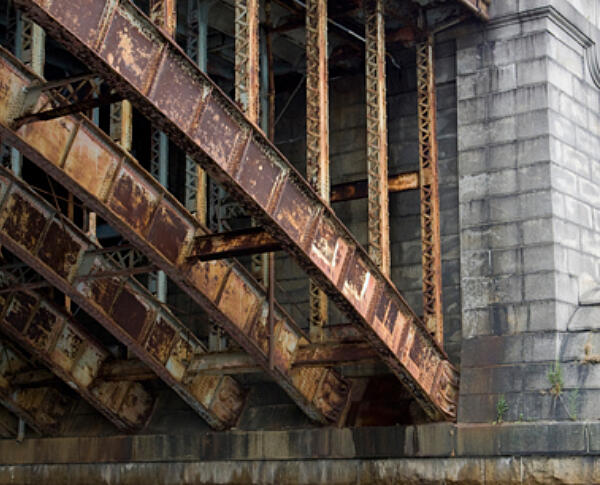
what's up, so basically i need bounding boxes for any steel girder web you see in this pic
[0,269,156,432]
[15,0,458,420]
[0,47,352,425]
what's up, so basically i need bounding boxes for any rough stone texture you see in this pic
[457,0,600,423]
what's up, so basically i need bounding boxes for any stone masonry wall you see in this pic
[457,0,600,423]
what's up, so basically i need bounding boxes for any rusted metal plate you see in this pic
[63,124,121,200]
[192,96,246,170]
[0,47,357,425]
[0,279,155,432]
[148,52,205,133]
[107,165,161,234]
[44,0,108,46]
[189,227,280,262]
[37,220,87,281]
[98,8,161,93]
[144,316,176,365]
[0,190,50,253]
[273,180,318,245]
[234,140,284,210]
[146,198,194,264]
[341,254,379,319]
[0,169,245,430]
[309,215,350,285]
[0,339,73,435]
[18,116,76,166]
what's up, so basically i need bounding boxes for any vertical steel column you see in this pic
[235,0,260,123]
[235,0,263,282]
[149,0,177,304]
[11,10,45,177]
[185,0,209,224]
[306,0,329,338]
[417,35,443,346]
[364,0,390,277]
[109,100,132,152]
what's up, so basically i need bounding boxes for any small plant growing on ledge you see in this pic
[567,389,579,421]
[495,395,508,424]
[547,361,563,396]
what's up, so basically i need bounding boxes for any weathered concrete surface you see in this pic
[0,456,599,484]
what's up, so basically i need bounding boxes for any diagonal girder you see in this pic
[0,339,73,435]
[0,48,351,425]
[14,0,458,420]
[0,171,246,430]
[0,273,155,432]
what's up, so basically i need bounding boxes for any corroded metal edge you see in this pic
[0,47,351,425]
[16,0,458,420]
[0,280,156,432]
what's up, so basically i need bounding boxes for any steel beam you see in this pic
[330,171,419,203]
[417,36,443,346]
[7,1,459,420]
[0,283,156,431]
[293,342,377,367]
[0,48,351,425]
[456,0,490,20]
[305,0,329,339]
[0,184,245,429]
[99,359,156,382]
[0,339,73,435]
[189,227,281,261]
[185,0,209,224]
[364,0,390,277]
[234,0,260,124]
[150,0,177,38]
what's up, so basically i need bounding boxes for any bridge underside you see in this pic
[0,0,487,444]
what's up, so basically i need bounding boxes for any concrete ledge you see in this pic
[0,422,596,465]
[0,456,599,484]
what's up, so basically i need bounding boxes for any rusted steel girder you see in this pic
[190,227,281,261]
[417,36,443,347]
[234,0,260,124]
[0,281,155,431]
[0,339,73,435]
[13,0,458,420]
[0,168,246,430]
[364,0,390,277]
[150,0,177,37]
[306,0,329,338]
[456,0,490,20]
[330,171,419,203]
[0,49,351,425]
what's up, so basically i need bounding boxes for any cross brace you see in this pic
[188,226,281,261]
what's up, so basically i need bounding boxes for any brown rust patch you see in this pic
[18,115,76,167]
[309,216,350,285]
[165,337,193,382]
[47,0,109,46]
[118,381,154,426]
[52,323,84,371]
[148,53,204,133]
[144,316,176,364]
[0,191,49,252]
[270,320,299,372]
[98,10,161,92]
[146,199,192,264]
[0,62,27,125]
[111,288,153,341]
[192,97,244,169]
[71,344,105,387]
[186,374,220,408]
[63,125,121,200]
[208,377,245,426]
[341,256,379,319]
[38,220,86,281]
[23,304,59,351]
[4,293,36,333]
[184,259,230,303]
[313,369,349,421]
[217,272,260,332]
[291,367,322,402]
[235,140,283,210]
[273,181,317,245]
[108,166,160,234]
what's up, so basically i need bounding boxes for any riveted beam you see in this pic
[417,35,443,347]
[7,1,459,419]
[305,0,329,339]
[0,339,73,435]
[293,342,377,367]
[330,171,419,203]
[99,359,156,382]
[364,0,390,277]
[189,227,281,261]
[0,279,156,431]
[0,48,351,425]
